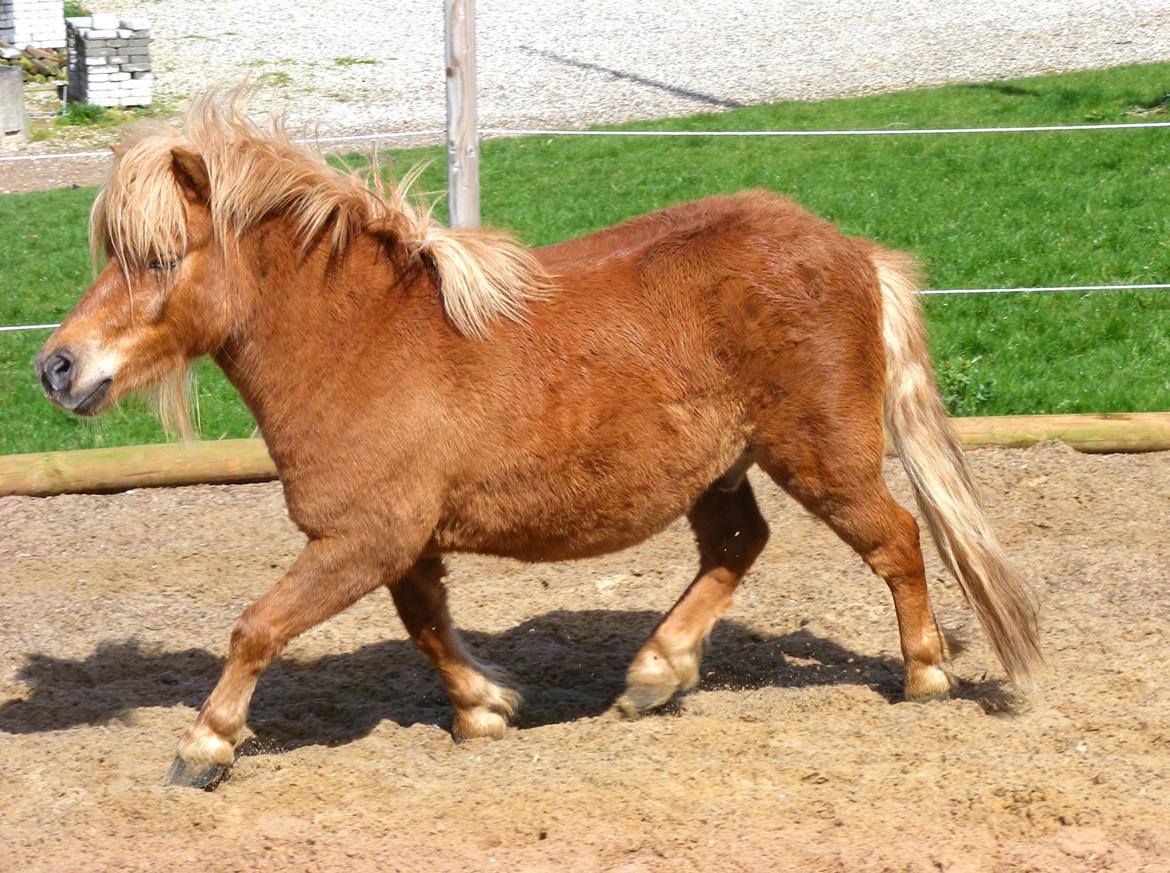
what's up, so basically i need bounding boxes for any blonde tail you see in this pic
[875,249,1041,684]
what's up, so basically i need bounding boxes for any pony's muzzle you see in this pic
[39,349,76,394]
[37,347,112,415]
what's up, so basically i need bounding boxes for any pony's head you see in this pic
[37,95,548,433]
[36,127,234,430]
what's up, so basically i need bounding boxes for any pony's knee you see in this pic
[693,484,770,572]
[745,511,770,556]
[732,513,770,570]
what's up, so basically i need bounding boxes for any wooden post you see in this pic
[444,0,479,227]
[0,65,27,147]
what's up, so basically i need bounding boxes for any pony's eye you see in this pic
[148,258,181,272]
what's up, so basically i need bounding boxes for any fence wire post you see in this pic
[444,0,479,228]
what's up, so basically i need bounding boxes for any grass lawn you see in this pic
[2,62,1169,455]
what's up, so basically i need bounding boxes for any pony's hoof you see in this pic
[614,679,676,717]
[451,677,519,741]
[904,664,958,702]
[618,644,692,717]
[453,705,510,741]
[166,756,229,790]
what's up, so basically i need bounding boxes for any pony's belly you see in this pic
[435,445,738,562]
[443,512,683,563]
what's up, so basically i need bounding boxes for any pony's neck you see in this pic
[212,219,436,468]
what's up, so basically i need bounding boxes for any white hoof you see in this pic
[905,663,958,701]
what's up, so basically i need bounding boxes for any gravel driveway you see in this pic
[3,0,1170,191]
[102,0,1170,133]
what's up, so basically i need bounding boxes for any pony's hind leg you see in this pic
[388,557,520,740]
[759,431,955,701]
[617,478,769,715]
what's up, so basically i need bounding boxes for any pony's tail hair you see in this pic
[875,248,1042,684]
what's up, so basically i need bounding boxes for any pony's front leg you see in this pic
[168,536,408,788]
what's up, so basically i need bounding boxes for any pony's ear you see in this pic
[171,146,210,205]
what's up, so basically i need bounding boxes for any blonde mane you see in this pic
[92,93,549,340]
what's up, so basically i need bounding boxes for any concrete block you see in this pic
[89,12,119,30]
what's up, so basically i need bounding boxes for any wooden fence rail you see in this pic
[2,413,1169,498]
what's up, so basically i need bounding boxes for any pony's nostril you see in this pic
[42,350,76,393]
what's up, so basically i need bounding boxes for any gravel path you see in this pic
[104,0,1170,133]
[3,0,1170,192]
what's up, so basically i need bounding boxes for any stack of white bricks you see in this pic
[66,13,151,107]
[0,0,66,50]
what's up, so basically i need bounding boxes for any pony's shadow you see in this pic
[0,609,1016,754]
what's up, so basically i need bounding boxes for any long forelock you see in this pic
[91,123,190,270]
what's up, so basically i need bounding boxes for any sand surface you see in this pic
[1,443,1169,870]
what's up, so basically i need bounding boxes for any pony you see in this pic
[36,97,1040,788]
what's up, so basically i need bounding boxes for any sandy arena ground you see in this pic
[1,443,1169,870]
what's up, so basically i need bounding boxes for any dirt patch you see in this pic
[1,443,1168,871]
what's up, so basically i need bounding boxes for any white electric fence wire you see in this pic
[480,121,1170,138]
[2,120,1169,163]
[5,119,1168,330]
[5,284,1170,333]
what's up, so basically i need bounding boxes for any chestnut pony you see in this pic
[37,100,1040,788]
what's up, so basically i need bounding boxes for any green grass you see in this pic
[57,101,107,126]
[3,63,1170,454]
[258,71,292,88]
[53,99,174,130]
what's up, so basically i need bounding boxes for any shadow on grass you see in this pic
[961,82,1043,98]
[0,608,1017,754]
